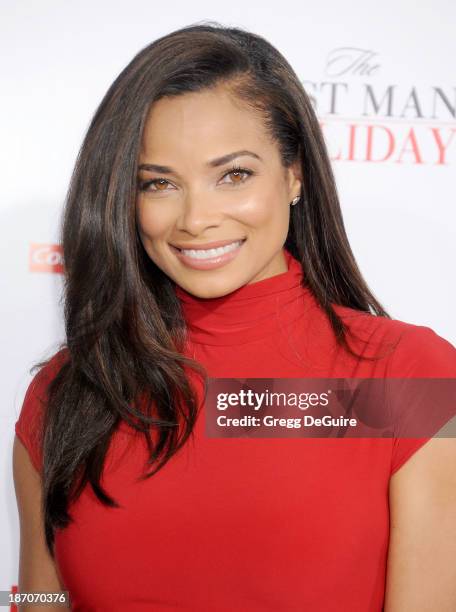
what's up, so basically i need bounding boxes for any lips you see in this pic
[170,238,246,270]
[171,238,246,251]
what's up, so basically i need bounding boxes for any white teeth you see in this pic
[180,240,243,259]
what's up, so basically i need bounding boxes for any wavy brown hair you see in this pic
[31,21,391,555]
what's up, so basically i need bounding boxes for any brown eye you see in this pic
[154,179,169,191]
[229,171,246,183]
[221,166,254,186]
[138,178,172,192]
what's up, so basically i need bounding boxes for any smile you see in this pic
[170,239,246,270]
[178,240,244,259]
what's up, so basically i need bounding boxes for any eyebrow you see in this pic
[138,150,262,174]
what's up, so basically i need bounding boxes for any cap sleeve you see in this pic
[388,325,456,476]
[14,349,68,474]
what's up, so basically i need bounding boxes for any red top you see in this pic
[15,247,456,611]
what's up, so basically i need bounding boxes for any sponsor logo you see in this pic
[29,243,64,274]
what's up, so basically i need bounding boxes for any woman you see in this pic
[13,22,456,611]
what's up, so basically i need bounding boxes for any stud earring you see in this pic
[291,196,300,206]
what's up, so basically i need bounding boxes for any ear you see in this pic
[287,160,303,200]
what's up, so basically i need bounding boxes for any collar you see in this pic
[174,248,312,346]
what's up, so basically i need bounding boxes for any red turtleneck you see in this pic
[15,247,456,611]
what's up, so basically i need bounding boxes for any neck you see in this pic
[174,248,312,346]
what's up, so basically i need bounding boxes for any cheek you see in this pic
[236,194,288,228]
[136,201,175,241]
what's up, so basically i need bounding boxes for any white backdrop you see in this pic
[2,0,455,600]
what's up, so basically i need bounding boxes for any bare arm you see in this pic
[384,435,456,611]
[12,435,70,610]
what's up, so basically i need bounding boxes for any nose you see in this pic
[176,189,222,235]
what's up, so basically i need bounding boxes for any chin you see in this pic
[183,276,245,299]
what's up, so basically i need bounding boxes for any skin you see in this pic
[13,437,70,610]
[135,83,302,299]
[385,434,456,611]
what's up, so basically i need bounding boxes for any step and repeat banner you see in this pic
[1,0,455,602]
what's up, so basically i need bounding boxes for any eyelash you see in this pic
[137,164,254,193]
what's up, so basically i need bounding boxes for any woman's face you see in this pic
[136,84,302,298]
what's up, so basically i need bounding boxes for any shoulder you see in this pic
[28,346,68,388]
[15,347,70,473]
[21,347,69,410]
[388,323,456,377]
[333,304,456,376]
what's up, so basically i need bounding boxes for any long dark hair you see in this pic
[33,21,392,555]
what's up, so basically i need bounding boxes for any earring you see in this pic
[291,196,300,206]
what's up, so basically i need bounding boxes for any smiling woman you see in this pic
[13,20,456,612]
